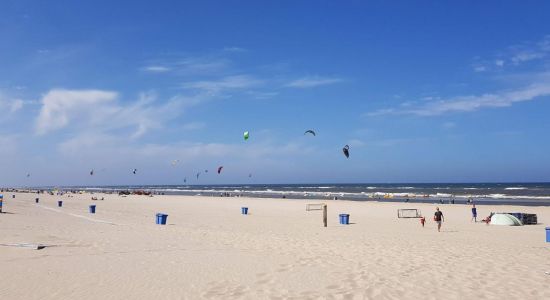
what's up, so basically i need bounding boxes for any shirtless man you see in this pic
[434,207,444,232]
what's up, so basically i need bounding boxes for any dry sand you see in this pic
[1,192,550,299]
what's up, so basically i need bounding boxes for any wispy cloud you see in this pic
[473,66,487,72]
[223,46,247,52]
[367,75,550,116]
[142,55,230,76]
[182,75,263,93]
[35,89,205,138]
[286,76,343,88]
[142,65,171,73]
[0,92,25,114]
[473,35,550,72]
[372,36,550,117]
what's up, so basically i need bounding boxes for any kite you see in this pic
[26,173,30,178]
[196,172,201,179]
[248,173,252,178]
[217,166,223,174]
[304,130,316,136]
[243,131,249,141]
[132,169,137,174]
[183,178,187,183]
[342,145,350,158]
[204,170,208,173]
[171,160,180,166]
[90,169,94,176]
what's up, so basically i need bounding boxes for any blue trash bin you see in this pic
[339,214,350,225]
[241,207,248,215]
[156,213,168,225]
[58,201,63,207]
[89,205,96,214]
[35,198,39,203]
[546,227,550,243]
[13,195,15,199]
[155,213,161,224]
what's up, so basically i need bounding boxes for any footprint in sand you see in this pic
[325,284,340,290]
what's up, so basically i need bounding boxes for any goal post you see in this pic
[397,209,422,218]
[306,203,325,211]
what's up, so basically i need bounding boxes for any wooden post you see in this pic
[323,204,327,227]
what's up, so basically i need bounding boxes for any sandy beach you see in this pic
[1,192,549,299]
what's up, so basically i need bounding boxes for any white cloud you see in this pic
[0,92,26,115]
[245,90,279,99]
[143,65,171,72]
[473,66,487,72]
[223,47,247,52]
[143,55,230,76]
[367,78,550,116]
[286,76,343,88]
[10,99,24,112]
[510,51,545,65]
[472,36,550,72]
[182,75,263,93]
[36,89,118,135]
[35,89,205,138]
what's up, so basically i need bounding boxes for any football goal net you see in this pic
[397,209,422,218]
[306,203,325,211]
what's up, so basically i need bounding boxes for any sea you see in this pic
[63,182,550,206]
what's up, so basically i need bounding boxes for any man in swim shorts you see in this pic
[434,207,444,232]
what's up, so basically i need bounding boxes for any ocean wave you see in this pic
[298,186,334,189]
[63,185,550,201]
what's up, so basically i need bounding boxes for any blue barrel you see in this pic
[546,227,550,243]
[155,213,161,224]
[58,201,63,207]
[241,207,248,215]
[156,213,168,225]
[339,214,350,225]
[89,205,96,214]
[35,198,39,203]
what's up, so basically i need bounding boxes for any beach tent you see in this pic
[490,213,523,226]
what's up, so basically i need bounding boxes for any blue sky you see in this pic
[1,1,550,186]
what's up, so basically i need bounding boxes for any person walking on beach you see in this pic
[471,204,477,222]
[434,207,444,232]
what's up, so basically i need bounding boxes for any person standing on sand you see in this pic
[471,204,477,222]
[434,207,444,232]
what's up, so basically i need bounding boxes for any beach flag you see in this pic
[0,194,3,213]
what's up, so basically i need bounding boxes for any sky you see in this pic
[1,1,550,186]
